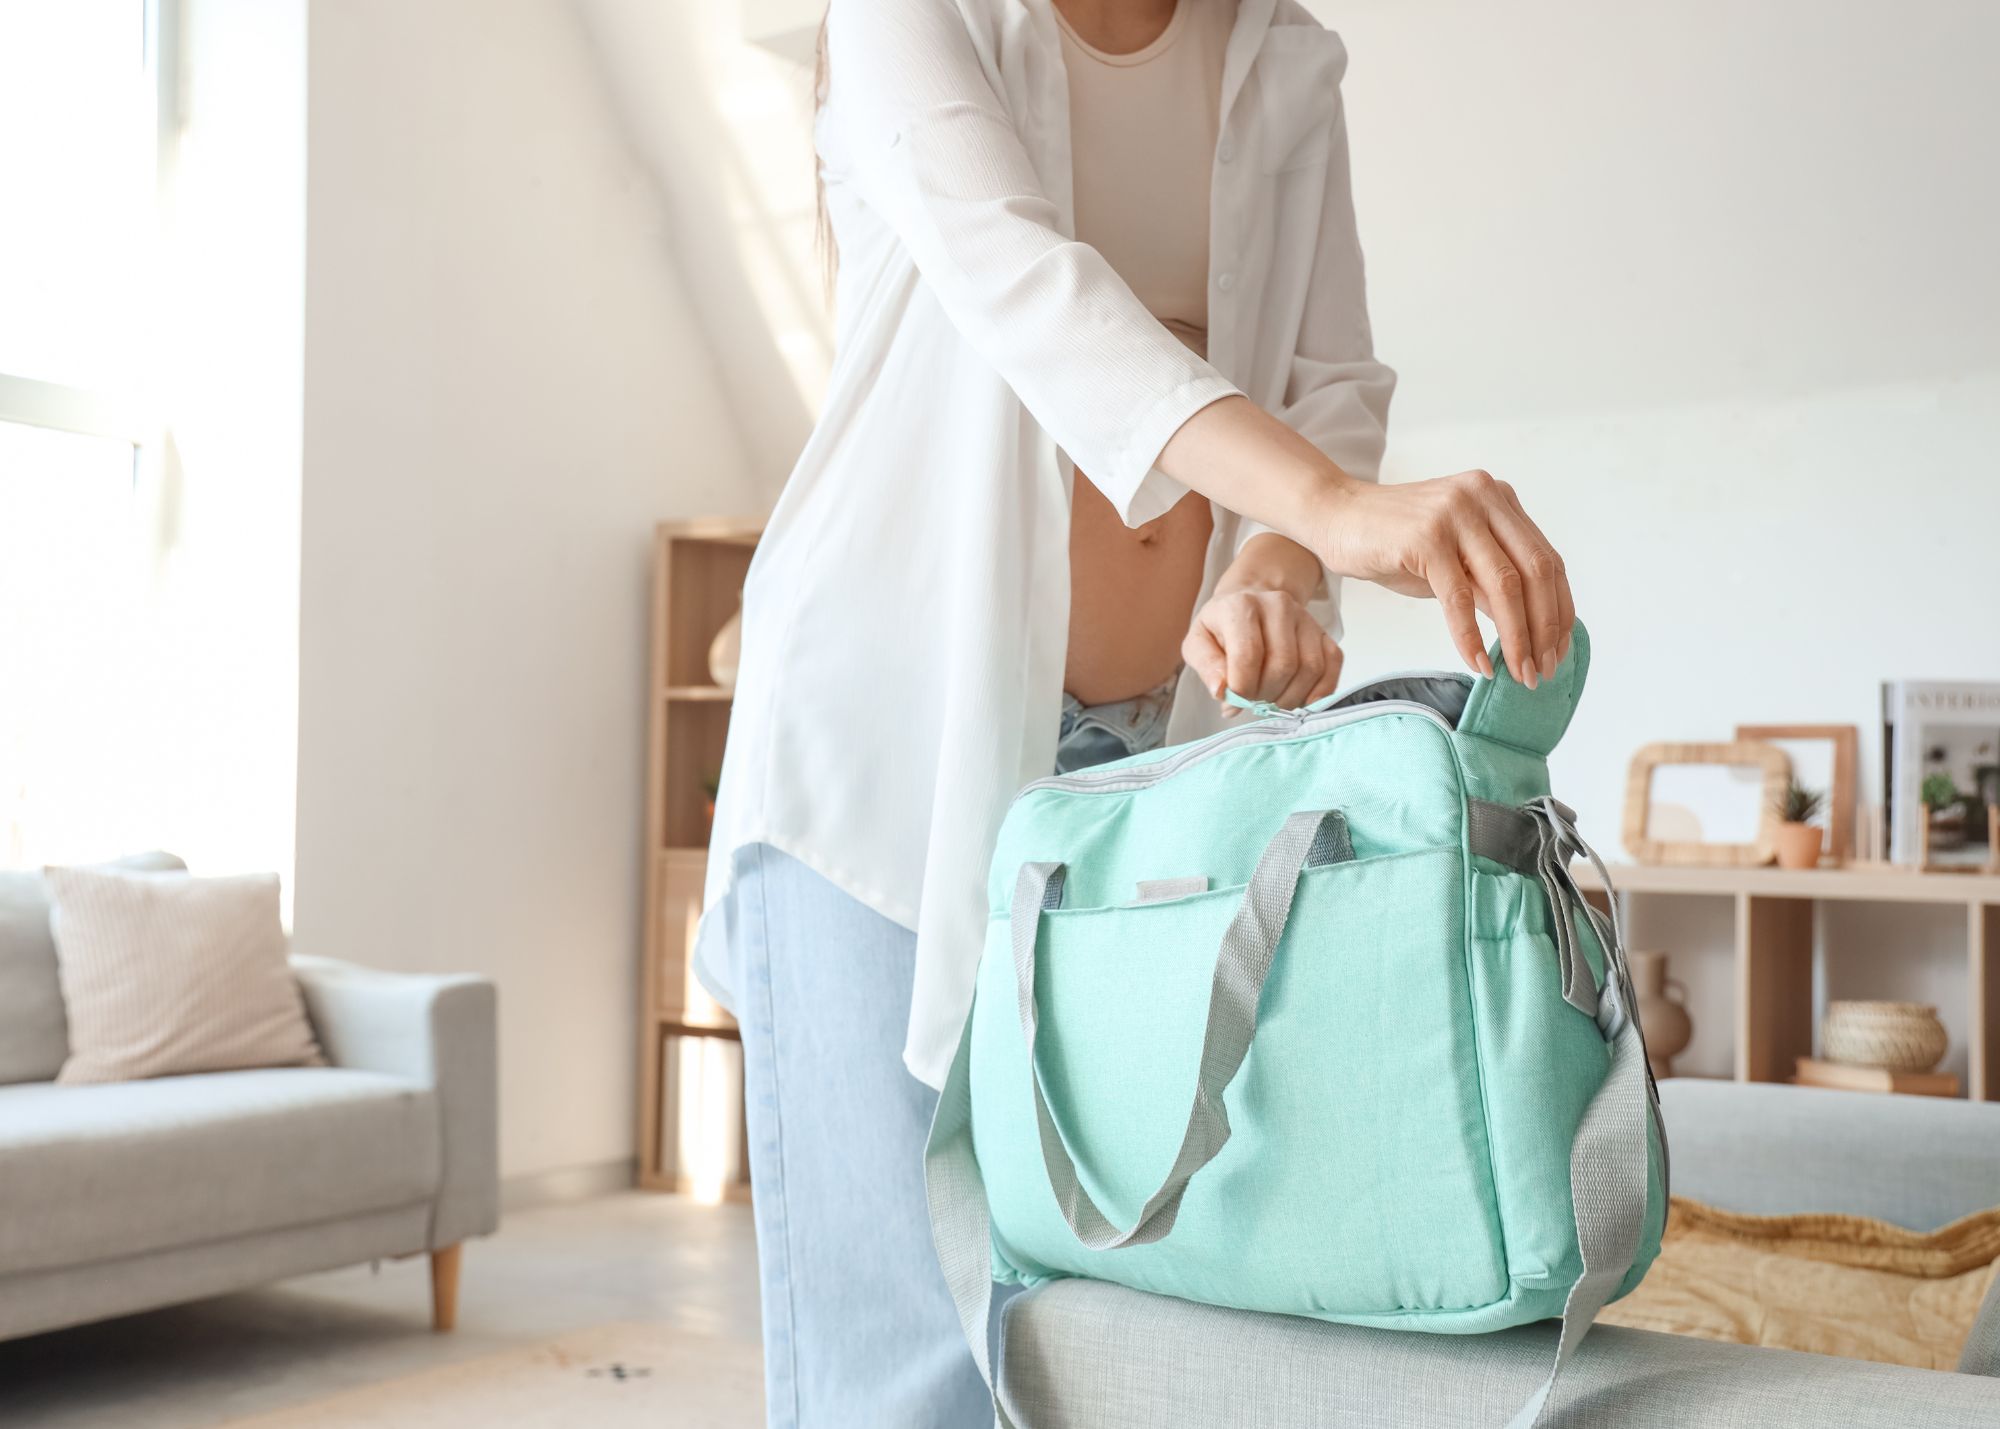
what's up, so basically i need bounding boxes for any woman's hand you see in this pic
[1313,469,1574,689]
[1157,398,1575,689]
[1183,535,1341,709]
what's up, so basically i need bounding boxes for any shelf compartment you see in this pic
[1582,861,2000,1103]
[640,520,760,1199]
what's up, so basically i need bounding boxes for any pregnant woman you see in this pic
[695,0,1574,1422]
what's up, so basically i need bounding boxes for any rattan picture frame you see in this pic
[1623,740,1793,867]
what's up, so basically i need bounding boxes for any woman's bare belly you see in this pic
[1065,473,1213,705]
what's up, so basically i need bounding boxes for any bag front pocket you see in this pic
[971,845,1510,1321]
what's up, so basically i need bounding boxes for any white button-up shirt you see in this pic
[698,0,1395,1088]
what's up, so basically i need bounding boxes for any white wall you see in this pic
[296,0,757,1180]
[1312,0,2000,1080]
[574,0,824,479]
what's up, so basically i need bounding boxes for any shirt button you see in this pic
[1217,139,1235,164]
[1216,272,1235,292]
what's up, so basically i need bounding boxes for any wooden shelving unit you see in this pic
[638,519,762,1195]
[1575,862,2000,1100]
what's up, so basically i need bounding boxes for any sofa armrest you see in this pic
[291,954,499,1248]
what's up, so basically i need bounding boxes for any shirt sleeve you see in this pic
[1240,71,1398,626]
[821,0,1240,525]
[1271,81,1395,495]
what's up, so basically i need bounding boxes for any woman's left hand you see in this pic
[1183,566,1342,710]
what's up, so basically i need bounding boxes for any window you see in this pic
[0,0,166,863]
[0,424,155,863]
[0,0,157,399]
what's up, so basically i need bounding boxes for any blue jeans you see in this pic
[1054,678,1176,774]
[730,843,993,1428]
[728,692,1171,1426]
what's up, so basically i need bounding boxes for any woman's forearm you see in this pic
[1158,393,1577,688]
[1158,395,1356,557]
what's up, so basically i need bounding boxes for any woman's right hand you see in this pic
[1313,469,1574,690]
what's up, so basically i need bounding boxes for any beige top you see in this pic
[1057,0,1234,356]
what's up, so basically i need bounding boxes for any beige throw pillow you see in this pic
[45,867,325,1084]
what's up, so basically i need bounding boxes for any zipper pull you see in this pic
[1223,688,1291,719]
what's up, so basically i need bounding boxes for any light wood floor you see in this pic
[0,1193,762,1428]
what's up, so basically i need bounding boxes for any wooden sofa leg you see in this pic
[430,1243,462,1332]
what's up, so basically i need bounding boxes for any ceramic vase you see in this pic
[708,609,743,691]
[1629,949,1693,1079]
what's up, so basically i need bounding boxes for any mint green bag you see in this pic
[926,624,1667,1427]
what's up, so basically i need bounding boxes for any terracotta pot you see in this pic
[1774,821,1823,870]
[1629,949,1693,1079]
[1821,1000,1948,1072]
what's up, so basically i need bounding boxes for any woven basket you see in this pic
[1821,1000,1948,1072]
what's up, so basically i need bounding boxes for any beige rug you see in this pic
[214,1323,762,1428]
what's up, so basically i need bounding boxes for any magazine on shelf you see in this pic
[1881,680,2000,866]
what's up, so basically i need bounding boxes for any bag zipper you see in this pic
[1019,697,1455,800]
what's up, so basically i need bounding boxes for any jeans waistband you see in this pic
[1055,677,1177,776]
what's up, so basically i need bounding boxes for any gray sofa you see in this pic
[1000,1078,2000,1426]
[0,859,499,1342]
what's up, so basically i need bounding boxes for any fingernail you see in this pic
[1523,662,1539,690]
[1541,650,1558,681]
[1477,652,1495,680]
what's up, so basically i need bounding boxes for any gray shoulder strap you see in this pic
[1509,798,1664,1426]
[924,999,1017,1424]
[1506,1013,1652,1427]
[1960,1271,2000,1375]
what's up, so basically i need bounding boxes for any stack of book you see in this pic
[1793,1056,1960,1098]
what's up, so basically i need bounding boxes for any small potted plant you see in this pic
[1921,771,1965,851]
[1772,780,1825,869]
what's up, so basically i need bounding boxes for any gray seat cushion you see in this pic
[1000,1278,2000,1428]
[0,1067,440,1275]
[0,852,185,1085]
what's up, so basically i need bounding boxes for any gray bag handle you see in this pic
[1009,807,1342,1250]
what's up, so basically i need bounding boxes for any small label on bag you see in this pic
[1134,876,1210,904]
